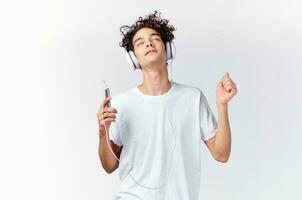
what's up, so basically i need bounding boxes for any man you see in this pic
[97,11,237,200]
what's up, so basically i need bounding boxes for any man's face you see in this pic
[132,27,166,69]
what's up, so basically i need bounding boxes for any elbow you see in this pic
[100,160,118,174]
[102,164,118,174]
[99,153,119,174]
[104,167,115,174]
[215,156,229,163]
[214,153,230,163]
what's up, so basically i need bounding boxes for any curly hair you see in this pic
[119,10,176,52]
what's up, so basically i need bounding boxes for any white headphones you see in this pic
[124,41,176,70]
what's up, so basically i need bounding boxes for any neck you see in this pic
[138,66,172,96]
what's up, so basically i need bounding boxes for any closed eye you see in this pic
[137,42,144,46]
[136,37,160,46]
[152,37,161,41]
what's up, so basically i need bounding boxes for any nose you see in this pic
[146,40,153,47]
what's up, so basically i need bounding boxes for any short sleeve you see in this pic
[108,120,123,147]
[198,90,218,141]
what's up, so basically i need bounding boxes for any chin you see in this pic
[147,55,163,62]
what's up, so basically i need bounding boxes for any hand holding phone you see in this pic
[96,81,117,136]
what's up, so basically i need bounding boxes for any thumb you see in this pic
[223,72,229,77]
[218,79,224,87]
[220,72,229,82]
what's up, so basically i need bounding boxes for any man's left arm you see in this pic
[204,72,237,163]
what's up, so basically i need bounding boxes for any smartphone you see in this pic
[103,80,111,107]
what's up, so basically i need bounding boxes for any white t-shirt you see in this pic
[108,81,218,200]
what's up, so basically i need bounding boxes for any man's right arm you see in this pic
[97,96,121,173]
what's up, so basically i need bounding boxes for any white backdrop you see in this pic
[0,0,301,199]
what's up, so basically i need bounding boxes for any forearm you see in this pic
[98,129,120,173]
[214,103,232,160]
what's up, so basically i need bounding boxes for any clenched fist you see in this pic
[216,72,238,105]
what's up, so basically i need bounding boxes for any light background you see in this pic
[0,0,301,199]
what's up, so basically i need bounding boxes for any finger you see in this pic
[231,83,237,90]
[224,81,233,88]
[98,110,117,119]
[102,97,112,108]
[223,81,233,92]
[97,109,117,120]
[222,72,230,80]
[99,116,115,123]
[102,112,116,119]
[220,72,230,83]
[103,107,118,113]
[100,97,112,108]
[225,85,233,93]
[100,117,116,125]
[223,79,233,86]
[226,84,237,93]
[98,97,112,114]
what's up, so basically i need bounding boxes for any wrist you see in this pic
[216,101,228,107]
[99,128,106,138]
[216,102,228,113]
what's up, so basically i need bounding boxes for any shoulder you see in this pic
[171,82,206,109]
[110,86,137,107]
[173,81,202,97]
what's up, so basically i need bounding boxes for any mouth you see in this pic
[145,50,157,56]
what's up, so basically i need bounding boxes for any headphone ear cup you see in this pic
[125,50,141,70]
[166,41,176,61]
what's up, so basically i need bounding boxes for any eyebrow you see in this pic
[133,33,161,45]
